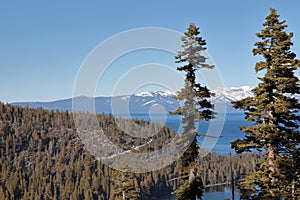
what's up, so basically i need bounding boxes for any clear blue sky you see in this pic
[1,0,299,102]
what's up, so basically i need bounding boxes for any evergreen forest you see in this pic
[0,103,260,199]
[0,6,299,200]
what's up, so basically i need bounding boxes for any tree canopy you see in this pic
[171,23,215,200]
[232,8,300,199]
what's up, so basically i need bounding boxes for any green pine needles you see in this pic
[171,23,215,200]
[231,8,300,200]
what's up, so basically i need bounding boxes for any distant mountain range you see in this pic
[11,86,299,114]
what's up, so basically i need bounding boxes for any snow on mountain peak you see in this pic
[229,86,253,90]
[156,90,176,96]
[211,86,254,102]
[135,90,176,97]
[135,91,153,97]
[134,87,255,103]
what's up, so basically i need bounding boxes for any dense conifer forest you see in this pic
[0,102,261,199]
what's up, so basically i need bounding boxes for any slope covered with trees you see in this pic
[0,102,260,199]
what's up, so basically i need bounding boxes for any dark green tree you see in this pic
[231,8,300,199]
[171,23,215,200]
[111,164,140,200]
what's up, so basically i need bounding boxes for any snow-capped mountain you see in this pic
[135,90,175,97]
[134,87,254,103]
[211,86,254,102]
[11,86,299,114]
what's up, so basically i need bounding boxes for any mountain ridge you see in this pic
[11,86,299,114]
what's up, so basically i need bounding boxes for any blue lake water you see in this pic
[159,185,239,200]
[116,112,249,155]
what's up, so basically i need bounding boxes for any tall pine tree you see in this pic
[171,23,215,200]
[231,8,300,199]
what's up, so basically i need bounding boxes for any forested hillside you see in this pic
[0,103,260,199]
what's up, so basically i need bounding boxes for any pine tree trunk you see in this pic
[267,144,275,197]
[189,168,195,184]
[292,181,295,200]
